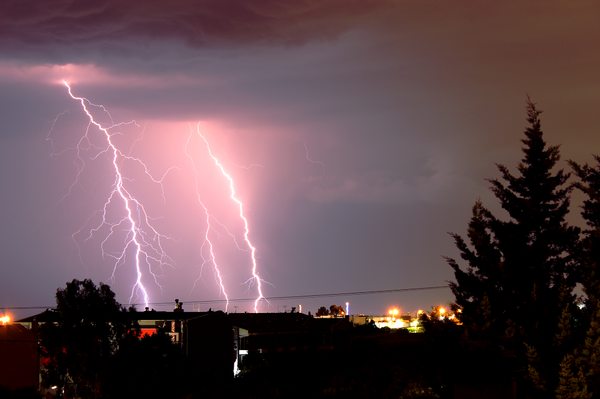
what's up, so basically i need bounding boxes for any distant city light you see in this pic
[438,307,446,321]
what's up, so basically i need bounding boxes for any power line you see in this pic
[1,285,450,311]
[144,285,451,307]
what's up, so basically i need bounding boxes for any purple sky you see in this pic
[1,0,599,319]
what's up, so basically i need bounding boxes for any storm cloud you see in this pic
[1,0,599,318]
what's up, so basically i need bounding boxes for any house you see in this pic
[14,302,236,381]
[14,303,353,381]
[0,324,39,390]
[184,310,234,379]
[229,312,352,374]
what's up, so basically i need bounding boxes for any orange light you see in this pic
[439,308,446,315]
[1,315,10,325]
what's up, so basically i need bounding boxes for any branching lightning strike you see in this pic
[54,81,177,308]
[185,130,230,310]
[50,83,268,312]
[189,123,266,312]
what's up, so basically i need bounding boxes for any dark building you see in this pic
[229,312,352,373]
[185,311,234,379]
[14,304,352,381]
[0,324,39,390]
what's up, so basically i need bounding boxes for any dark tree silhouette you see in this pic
[565,157,600,397]
[39,279,136,399]
[570,156,600,319]
[315,305,345,316]
[316,306,329,316]
[446,98,581,397]
[329,304,345,316]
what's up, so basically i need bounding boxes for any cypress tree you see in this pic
[570,156,600,321]
[569,156,600,397]
[447,98,581,396]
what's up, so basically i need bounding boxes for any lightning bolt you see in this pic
[185,130,230,311]
[190,123,265,312]
[225,153,264,171]
[304,142,327,188]
[51,83,269,312]
[55,81,177,308]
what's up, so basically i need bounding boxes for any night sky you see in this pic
[1,1,599,319]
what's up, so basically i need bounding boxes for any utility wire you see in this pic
[1,285,450,311]
[145,285,450,307]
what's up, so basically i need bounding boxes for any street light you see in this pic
[438,307,446,320]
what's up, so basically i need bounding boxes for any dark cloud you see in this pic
[0,0,393,63]
[1,0,600,318]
